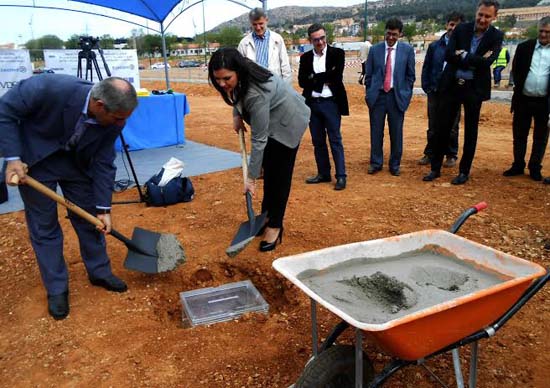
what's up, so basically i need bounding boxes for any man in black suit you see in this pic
[503,17,550,182]
[423,0,503,185]
[299,23,349,191]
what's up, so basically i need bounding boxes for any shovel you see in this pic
[226,130,268,257]
[11,174,185,274]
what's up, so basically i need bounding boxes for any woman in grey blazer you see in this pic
[208,48,310,251]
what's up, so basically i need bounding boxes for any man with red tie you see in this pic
[364,18,416,176]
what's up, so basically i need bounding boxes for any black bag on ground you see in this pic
[144,168,194,206]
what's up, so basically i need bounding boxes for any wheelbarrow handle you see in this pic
[449,202,488,234]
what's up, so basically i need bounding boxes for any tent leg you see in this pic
[160,21,170,89]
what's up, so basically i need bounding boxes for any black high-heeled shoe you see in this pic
[259,227,283,252]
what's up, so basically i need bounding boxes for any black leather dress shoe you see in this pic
[529,170,542,181]
[368,166,381,174]
[390,169,400,176]
[48,291,69,320]
[305,174,331,184]
[451,173,469,185]
[89,274,128,292]
[334,177,346,190]
[422,171,440,181]
[503,166,524,176]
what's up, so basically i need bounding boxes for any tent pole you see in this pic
[160,21,170,89]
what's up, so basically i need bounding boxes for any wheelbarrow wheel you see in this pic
[294,345,374,388]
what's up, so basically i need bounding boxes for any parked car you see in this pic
[138,64,146,70]
[150,62,171,70]
[177,60,202,68]
[32,67,55,75]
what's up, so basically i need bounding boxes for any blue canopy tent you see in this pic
[2,0,268,87]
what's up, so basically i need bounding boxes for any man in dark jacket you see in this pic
[299,23,349,190]
[424,0,503,185]
[503,16,550,182]
[419,12,465,168]
[0,74,137,320]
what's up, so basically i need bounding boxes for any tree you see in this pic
[323,23,335,44]
[25,34,64,61]
[215,26,242,47]
[403,24,417,43]
[525,23,538,39]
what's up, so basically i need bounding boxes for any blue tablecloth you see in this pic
[115,93,190,151]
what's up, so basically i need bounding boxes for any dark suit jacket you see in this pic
[511,39,550,112]
[440,22,503,101]
[298,45,349,116]
[364,41,416,112]
[0,74,123,207]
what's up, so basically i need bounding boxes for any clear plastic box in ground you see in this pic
[180,280,269,327]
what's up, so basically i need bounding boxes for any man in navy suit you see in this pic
[299,23,349,190]
[365,18,415,176]
[423,0,503,185]
[0,74,137,320]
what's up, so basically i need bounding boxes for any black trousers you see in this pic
[424,92,460,158]
[431,82,483,175]
[261,137,299,229]
[511,95,550,172]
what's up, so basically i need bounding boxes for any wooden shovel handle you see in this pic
[238,129,248,184]
[10,175,105,229]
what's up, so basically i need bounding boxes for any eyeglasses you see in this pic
[311,36,326,43]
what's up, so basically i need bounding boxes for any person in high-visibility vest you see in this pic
[492,47,510,86]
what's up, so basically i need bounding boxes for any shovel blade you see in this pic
[123,227,161,273]
[226,211,268,257]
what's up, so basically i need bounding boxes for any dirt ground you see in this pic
[1,81,549,388]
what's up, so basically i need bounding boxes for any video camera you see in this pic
[78,36,100,51]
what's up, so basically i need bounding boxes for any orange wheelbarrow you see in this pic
[273,203,549,387]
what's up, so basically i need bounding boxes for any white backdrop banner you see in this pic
[0,50,33,97]
[44,49,140,88]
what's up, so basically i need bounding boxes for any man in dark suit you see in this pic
[300,23,349,190]
[0,74,137,320]
[419,12,465,168]
[503,16,550,182]
[424,0,503,185]
[365,17,415,176]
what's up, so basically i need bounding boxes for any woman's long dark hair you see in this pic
[208,47,273,106]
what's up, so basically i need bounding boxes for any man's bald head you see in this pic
[90,77,137,113]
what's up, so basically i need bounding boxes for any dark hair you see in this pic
[539,16,550,28]
[446,12,465,23]
[90,77,137,112]
[249,8,267,21]
[307,23,325,37]
[385,18,403,33]
[477,0,500,12]
[208,48,272,106]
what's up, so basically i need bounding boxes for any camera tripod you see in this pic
[76,42,146,205]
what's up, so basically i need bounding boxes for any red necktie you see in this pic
[383,47,393,92]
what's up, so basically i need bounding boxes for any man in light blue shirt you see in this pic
[503,17,550,183]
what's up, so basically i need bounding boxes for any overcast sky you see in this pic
[0,0,364,45]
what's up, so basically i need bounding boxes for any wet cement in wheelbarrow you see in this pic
[298,245,510,324]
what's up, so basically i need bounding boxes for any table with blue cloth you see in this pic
[115,92,190,151]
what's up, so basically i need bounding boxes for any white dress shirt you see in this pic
[523,40,550,97]
[384,41,398,89]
